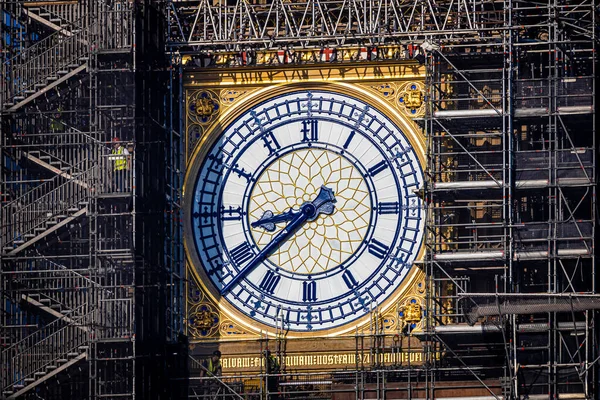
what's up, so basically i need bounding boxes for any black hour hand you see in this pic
[251,186,337,232]
[251,209,298,232]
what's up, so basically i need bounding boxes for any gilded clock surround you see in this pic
[183,63,426,341]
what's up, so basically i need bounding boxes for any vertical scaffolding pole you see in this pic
[504,0,517,396]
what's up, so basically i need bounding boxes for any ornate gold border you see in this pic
[183,79,426,339]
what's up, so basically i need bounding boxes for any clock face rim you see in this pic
[183,82,426,337]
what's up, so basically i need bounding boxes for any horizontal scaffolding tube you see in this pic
[465,298,600,324]
[433,248,590,262]
[433,178,592,190]
[434,251,504,261]
[429,322,588,335]
[436,397,504,400]
[514,249,591,260]
[434,181,502,190]
[433,109,502,118]
[389,393,585,400]
[433,106,593,118]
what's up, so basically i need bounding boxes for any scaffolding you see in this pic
[423,0,596,398]
[1,1,183,399]
[0,0,596,399]
[167,0,597,399]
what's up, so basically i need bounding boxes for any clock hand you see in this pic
[221,186,336,294]
[251,209,297,232]
[222,209,308,293]
[252,187,337,231]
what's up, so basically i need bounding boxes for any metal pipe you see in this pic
[434,109,502,118]
[435,397,505,400]
[557,394,588,399]
[514,249,591,260]
[433,177,592,190]
[434,105,592,119]
[463,293,600,298]
[434,252,504,261]
[466,299,600,322]
[434,248,590,262]
[429,321,588,335]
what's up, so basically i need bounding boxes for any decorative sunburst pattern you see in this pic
[248,149,371,274]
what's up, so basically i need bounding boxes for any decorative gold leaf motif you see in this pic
[220,89,249,106]
[397,296,424,332]
[219,320,248,336]
[369,83,396,99]
[188,90,220,125]
[188,279,204,305]
[189,303,220,338]
[403,303,422,323]
[398,82,426,117]
[381,314,397,331]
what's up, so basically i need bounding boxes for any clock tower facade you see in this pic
[183,63,428,372]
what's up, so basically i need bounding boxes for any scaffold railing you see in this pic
[1,303,90,392]
[1,17,90,107]
[1,165,93,250]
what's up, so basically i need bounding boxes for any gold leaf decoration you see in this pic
[188,90,220,125]
[398,82,425,117]
[369,83,397,100]
[189,303,220,338]
[220,89,249,106]
[220,320,248,336]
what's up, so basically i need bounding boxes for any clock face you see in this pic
[189,90,424,332]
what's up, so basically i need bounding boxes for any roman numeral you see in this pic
[229,242,253,266]
[342,270,359,289]
[261,131,281,155]
[259,271,281,294]
[230,163,252,182]
[342,130,355,150]
[301,120,319,142]
[368,239,390,260]
[303,281,317,302]
[377,202,400,215]
[368,160,388,177]
[220,205,243,221]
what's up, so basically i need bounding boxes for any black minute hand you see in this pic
[221,186,336,294]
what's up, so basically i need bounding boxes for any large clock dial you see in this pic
[188,90,424,332]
